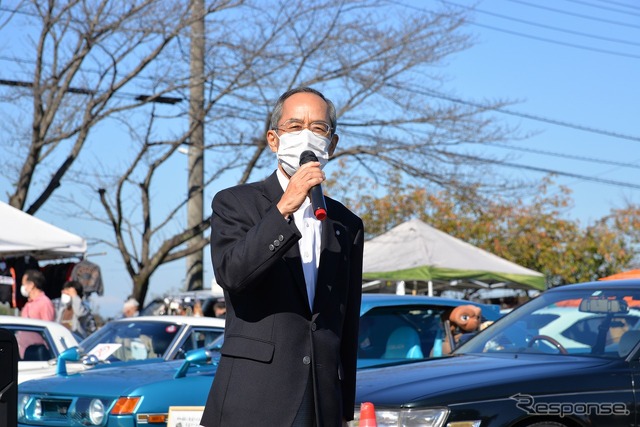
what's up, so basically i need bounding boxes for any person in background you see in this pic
[200,87,364,427]
[122,297,140,317]
[213,301,226,318]
[193,299,204,317]
[17,269,55,359]
[20,269,55,321]
[56,280,96,339]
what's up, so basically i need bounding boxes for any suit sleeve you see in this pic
[341,219,364,420]
[210,186,301,294]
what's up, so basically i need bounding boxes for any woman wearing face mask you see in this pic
[56,280,96,339]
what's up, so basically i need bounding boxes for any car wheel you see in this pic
[525,422,567,427]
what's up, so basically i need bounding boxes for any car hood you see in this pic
[18,361,88,384]
[355,353,622,406]
[19,359,207,397]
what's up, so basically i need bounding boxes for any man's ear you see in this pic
[328,134,339,156]
[267,130,279,153]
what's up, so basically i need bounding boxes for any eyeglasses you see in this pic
[275,119,332,137]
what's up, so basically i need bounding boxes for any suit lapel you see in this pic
[262,172,310,313]
[313,209,348,313]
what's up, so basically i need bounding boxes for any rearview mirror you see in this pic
[579,298,628,314]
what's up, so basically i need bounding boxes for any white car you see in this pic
[0,315,79,384]
[515,305,640,353]
[13,314,225,383]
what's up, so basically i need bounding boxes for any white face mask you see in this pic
[60,293,72,305]
[276,129,330,176]
[20,285,30,298]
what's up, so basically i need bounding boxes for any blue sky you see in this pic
[2,0,639,318]
[439,0,640,224]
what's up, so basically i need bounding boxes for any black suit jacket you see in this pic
[201,172,364,427]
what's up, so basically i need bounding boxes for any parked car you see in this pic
[356,294,499,367]
[350,279,640,427]
[0,315,79,384]
[17,294,499,426]
[17,315,225,384]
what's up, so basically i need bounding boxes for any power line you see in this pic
[561,0,640,16]
[471,21,640,60]
[463,3,640,47]
[0,78,183,104]
[596,0,640,12]
[484,142,640,170]
[454,152,640,190]
[496,160,640,190]
[407,86,640,143]
[509,0,640,27]
[397,0,640,60]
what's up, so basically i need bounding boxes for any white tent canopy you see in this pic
[363,219,545,294]
[0,201,86,260]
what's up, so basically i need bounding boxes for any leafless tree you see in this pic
[1,0,240,213]
[1,0,518,305]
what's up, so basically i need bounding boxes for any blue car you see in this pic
[17,294,499,426]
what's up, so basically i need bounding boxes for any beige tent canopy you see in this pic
[362,219,546,295]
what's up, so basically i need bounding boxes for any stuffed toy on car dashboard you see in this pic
[441,304,487,354]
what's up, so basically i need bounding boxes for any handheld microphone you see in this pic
[299,150,327,221]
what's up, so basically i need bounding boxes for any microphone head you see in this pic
[299,150,318,166]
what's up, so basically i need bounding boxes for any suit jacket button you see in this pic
[273,240,280,247]
[311,323,317,331]
[269,244,275,251]
[278,234,284,241]
[303,356,311,365]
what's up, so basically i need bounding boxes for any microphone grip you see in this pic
[299,150,327,220]
[309,184,327,221]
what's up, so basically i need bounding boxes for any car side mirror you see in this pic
[174,348,210,379]
[56,347,81,376]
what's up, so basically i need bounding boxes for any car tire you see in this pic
[525,422,566,427]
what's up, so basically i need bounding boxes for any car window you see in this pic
[80,321,181,362]
[524,313,559,330]
[6,326,53,361]
[358,305,449,367]
[457,289,640,359]
[175,327,224,359]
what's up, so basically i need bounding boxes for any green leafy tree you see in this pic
[341,174,637,287]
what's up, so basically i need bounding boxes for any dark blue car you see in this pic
[351,280,640,427]
[17,294,499,426]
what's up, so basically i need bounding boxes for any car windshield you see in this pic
[78,320,182,362]
[457,287,640,358]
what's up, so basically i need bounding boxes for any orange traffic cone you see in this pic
[359,401,377,427]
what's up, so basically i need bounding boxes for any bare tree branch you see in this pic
[2,0,530,305]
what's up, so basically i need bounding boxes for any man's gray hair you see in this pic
[269,87,337,134]
[124,297,139,309]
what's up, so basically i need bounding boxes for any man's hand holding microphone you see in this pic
[277,150,327,221]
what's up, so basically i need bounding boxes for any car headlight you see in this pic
[88,399,105,425]
[17,394,29,420]
[77,397,113,425]
[349,406,449,427]
[34,398,42,418]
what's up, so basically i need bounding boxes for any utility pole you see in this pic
[186,0,205,291]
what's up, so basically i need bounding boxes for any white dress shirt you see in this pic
[277,169,322,309]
